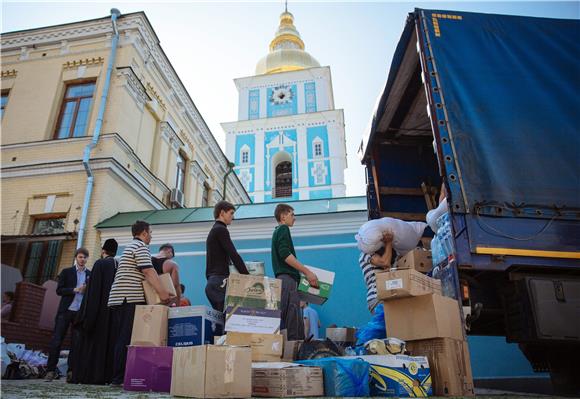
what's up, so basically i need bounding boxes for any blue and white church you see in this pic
[223,10,347,203]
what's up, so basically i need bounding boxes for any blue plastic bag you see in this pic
[355,303,387,346]
[297,357,370,397]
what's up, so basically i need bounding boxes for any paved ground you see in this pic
[1,378,556,398]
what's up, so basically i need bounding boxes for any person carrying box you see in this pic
[205,200,249,311]
[107,220,175,386]
[271,203,318,340]
[359,231,395,313]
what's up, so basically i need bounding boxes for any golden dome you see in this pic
[255,11,320,75]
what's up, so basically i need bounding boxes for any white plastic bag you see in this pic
[355,217,427,255]
[426,200,448,233]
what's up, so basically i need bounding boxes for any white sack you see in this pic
[426,200,449,233]
[355,217,427,255]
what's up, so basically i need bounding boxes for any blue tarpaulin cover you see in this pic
[422,10,580,216]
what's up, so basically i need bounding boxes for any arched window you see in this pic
[240,144,250,165]
[274,161,292,198]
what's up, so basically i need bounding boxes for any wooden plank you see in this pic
[380,212,426,221]
[379,186,424,196]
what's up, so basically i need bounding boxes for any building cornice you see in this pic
[1,158,166,209]
[222,109,345,134]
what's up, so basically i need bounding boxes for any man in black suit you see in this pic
[45,247,90,381]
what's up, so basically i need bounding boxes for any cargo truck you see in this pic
[359,9,580,394]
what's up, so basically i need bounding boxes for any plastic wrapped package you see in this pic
[296,357,370,397]
[426,200,448,233]
[355,218,427,256]
[355,303,387,346]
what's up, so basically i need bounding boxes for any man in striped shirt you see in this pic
[107,220,173,386]
[359,231,395,313]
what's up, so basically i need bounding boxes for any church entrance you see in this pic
[274,161,292,198]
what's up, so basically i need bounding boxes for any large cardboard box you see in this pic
[376,269,442,301]
[298,266,335,305]
[130,305,168,347]
[168,305,224,347]
[142,273,177,305]
[229,261,265,276]
[383,294,463,341]
[252,362,324,397]
[123,346,173,392]
[225,307,281,334]
[406,338,474,397]
[345,354,432,397]
[326,327,356,344]
[224,274,281,310]
[396,249,433,273]
[171,345,252,398]
[222,332,283,362]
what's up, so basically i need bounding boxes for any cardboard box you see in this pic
[225,274,281,310]
[345,354,432,397]
[171,345,252,398]
[281,330,303,361]
[168,305,224,347]
[222,332,283,362]
[396,249,433,273]
[326,327,356,344]
[142,273,177,305]
[406,338,474,396]
[383,294,463,341]
[224,306,281,334]
[229,261,265,276]
[123,346,173,392]
[298,266,335,305]
[376,269,442,301]
[252,362,324,397]
[130,305,168,347]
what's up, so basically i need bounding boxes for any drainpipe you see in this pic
[76,8,121,249]
[222,161,235,201]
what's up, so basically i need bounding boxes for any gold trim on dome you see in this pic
[269,33,305,51]
[265,65,306,74]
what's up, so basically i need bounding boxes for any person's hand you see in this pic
[74,284,86,294]
[305,271,319,289]
[159,291,176,305]
[382,231,394,243]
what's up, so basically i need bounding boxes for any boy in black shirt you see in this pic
[205,201,249,311]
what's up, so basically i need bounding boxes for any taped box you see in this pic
[406,338,474,397]
[130,305,168,347]
[383,294,464,341]
[171,345,252,398]
[298,266,335,305]
[168,305,224,347]
[396,249,433,273]
[252,362,324,397]
[225,274,281,310]
[225,306,281,334]
[376,269,441,301]
[142,273,176,305]
[124,346,173,393]
[220,332,283,362]
[345,354,432,397]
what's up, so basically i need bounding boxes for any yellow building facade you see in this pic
[1,11,249,283]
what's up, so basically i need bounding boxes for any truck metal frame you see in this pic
[360,9,580,394]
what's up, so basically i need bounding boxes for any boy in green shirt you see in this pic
[271,203,318,340]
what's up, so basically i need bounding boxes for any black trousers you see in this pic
[47,310,78,372]
[279,274,305,341]
[205,275,227,312]
[110,300,140,384]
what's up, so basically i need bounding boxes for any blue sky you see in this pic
[2,1,578,196]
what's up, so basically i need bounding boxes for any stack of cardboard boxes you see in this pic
[376,248,475,396]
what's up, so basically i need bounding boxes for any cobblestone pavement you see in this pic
[1,379,171,398]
